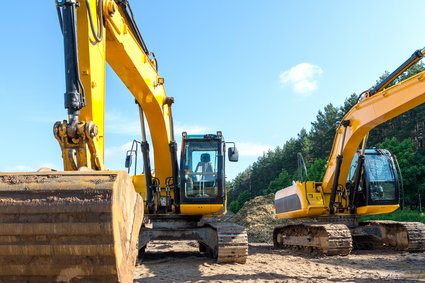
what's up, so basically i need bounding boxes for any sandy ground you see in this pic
[134,240,425,283]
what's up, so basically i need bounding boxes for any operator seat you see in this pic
[196,153,214,181]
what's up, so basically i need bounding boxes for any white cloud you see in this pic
[236,142,274,157]
[279,63,323,95]
[106,112,140,136]
[105,141,133,158]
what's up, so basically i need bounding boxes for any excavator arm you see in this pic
[54,0,174,184]
[54,0,180,213]
[323,49,425,194]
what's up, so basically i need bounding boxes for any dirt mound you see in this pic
[226,194,294,242]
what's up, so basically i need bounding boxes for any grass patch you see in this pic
[361,209,425,222]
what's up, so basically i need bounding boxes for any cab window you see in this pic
[183,141,219,199]
[364,154,397,202]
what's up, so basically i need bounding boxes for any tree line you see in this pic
[228,63,425,213]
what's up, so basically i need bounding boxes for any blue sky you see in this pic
[0,1,423,180]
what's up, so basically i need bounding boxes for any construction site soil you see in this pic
[135,195,425,282]
[225,194,295,242]
[135,241,425,282]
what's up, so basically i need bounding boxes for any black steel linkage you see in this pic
[138,104,155,213]
[348,135,368,213]
[117,0,150,56]
[58,0,86,126]
[165,97,180,211]
[329,119,350,214]
[369,48,424,95]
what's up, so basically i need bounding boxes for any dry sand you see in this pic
[134,240,425,282]
[134,195,425,282]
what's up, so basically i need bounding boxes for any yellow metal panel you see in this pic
[356,205,399,216]
[104,4,173,186]
[275,182,327,219]
[77,0,106,163]
[276,206,328,219]
[180,204,224,216]
[132,174,147,197]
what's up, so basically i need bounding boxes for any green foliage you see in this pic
[228,200,239,214]
[307,104,339,161]
[338,93,359,118]
[237,191,251,206]
[227,188,252,213]
[361,209,425,222]
[263,169,291,194]
[228,191,251,213]
[307,158,327,181]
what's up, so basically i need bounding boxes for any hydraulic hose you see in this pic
[85,0,103,43]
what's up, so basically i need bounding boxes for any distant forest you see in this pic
[228,63,425,213]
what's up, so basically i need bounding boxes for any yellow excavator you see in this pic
[0,1,247,282]
[274,48,425,255]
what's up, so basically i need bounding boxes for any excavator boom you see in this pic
[322,62,425,193]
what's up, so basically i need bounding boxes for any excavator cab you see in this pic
[179,132,238,215]
[348,149,400,211]
[125,131,238,215]
[137,132,247,264]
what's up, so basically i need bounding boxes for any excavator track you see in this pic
[215,223,248,263]
[139,218,248,264]
[356,220,425,252]
[0,171,143,283]
[273,223,353,255]
[203,222,248,263]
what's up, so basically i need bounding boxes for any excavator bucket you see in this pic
[0,171,143,283]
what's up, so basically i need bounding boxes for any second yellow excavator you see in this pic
[273,48,425,255]
[0,1,247,282]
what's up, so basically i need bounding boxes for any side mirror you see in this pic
[125,153,133,169]
[228,147,239,162]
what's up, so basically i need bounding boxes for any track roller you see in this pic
[273,223,353,255]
